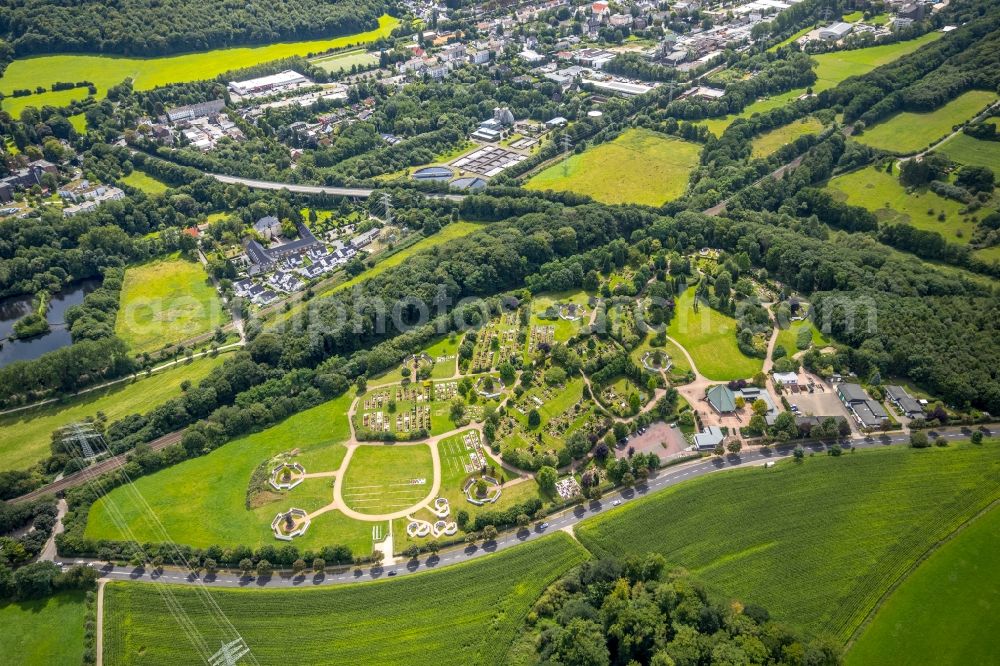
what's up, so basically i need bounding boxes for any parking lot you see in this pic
[621,421,690,459]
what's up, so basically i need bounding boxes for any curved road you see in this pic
[64,426,986,588]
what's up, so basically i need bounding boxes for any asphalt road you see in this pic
[64,426,986,589]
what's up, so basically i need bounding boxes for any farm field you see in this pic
[938,122,1000,172]
[0,14,399,117]
[846,504,1000,666]
[855,90,997,154]
[310,48,378,73]
[120,169,169,195]
[341,445,434,515]
[102,533,589,665]
[0,591,87,664]
[666,288,763,381]
[0,353,225,471]
[85,393,355,551]
[751,117,825,158]
[575,444,1000,642]
[115,253,225,354]
[525,129,700,206]
[827,166,974,244]
[704,32,942,135]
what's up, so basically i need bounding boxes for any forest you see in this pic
[0,0,387,57]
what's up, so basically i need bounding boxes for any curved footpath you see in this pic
[62,426,985,588]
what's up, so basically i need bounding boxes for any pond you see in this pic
[0,278,101,368]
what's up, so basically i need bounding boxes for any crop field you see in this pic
[938,121,1000,172]
[856,90,997,154]
[120,169,169,195]
[827,166,974,244]
[525,129,700,206]
[0,15,399,117]
[847,503,1000,665]
[0,354,224,471]
[85,393,353,550]
[310,48,379,73]
[704,32,942,135]
[666,288,762,381]
[341,444,434,515]
[750,117,825,158]
[0,591,87,664]
[103,533,589,665]
[115,253,225,354]
[576,444,1000,642]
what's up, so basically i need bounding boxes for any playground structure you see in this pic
[271,508,310,541]
[269,462,306,491]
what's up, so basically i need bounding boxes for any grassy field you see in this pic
[751,117,825,158]
[0,15,399,117]
[269,221,485,327]
[103,533,589,665]
[0,354,224,471]
[827,166,974,244]
[525,129,700,206]
[938,121,1000,172]
[310,48,378,73]
[341,445,434,515]
[856,90,997,154]
[576,444,1000,642]
[0,591,87,664]
[705,33,942,135]
[666,288,763,381]
[85,393,356,551]
[120,170,169,195]
[775,319,828,356]
[847,503,1000,664]
[115,253,224,354]
[768,26,813,52]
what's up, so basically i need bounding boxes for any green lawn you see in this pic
[775,319,828,356]
[855,90,997,154]
[768,26,813,52]
[751,117,825,158]
[310,48,378,73]
[0,354,224,471]
[666,288,763,381]
[705,33,942,135]
[576,444,1000,642]
[525,129,701,206]
[341,444,434,515]
[0,591,87,665]
[85,393,354,551]
[115,253,225,354]
[937,122,1000,172]
[120,170,169,195]
[103,533,588,665]
[827,166,976,244]
[0,15,399,117]
[847,503,1000,665]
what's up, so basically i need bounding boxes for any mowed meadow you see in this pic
[0,14,399,117]
[525,128,700,207]
[103,534,589,665]
[0,353,225,471]
[576,444,1000,642]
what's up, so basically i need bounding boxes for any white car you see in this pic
[612,499,621,506]
[539,522,549,530]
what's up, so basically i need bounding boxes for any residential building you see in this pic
[836,383,888,429]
